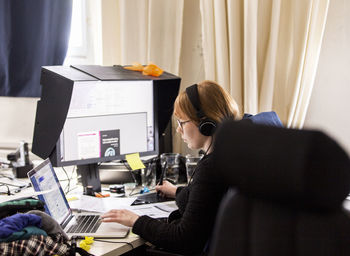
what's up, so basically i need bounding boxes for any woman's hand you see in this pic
[155,180,177,198]
[101,209,139,227]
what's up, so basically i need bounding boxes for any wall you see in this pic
[0,97,38,158]
[304,0,350,155]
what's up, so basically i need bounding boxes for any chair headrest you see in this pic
[213,120,350,210]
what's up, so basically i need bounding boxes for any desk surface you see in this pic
[73,201,148,255]
[0,168,149,256]
[88,234,145,256]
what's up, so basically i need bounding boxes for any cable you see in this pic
[0,159,12,169]
[128,185,137,197]
[0,181,27,188]
[0,175,30,190]
[61,165,78,194]
[93,239,134,249]
[67,185,79,193]
[61,166,71,194]
[186,139,213,184]
[0,173,31,194]
[0,184,11,195]
[204,135,214,156]
[121,161,139,196]
[72,235,134,249]
[70,165,76,181]
[121,160,135,180]
[0,173,11,179]
[67,165,77,194]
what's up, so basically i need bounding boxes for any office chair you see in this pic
[210,120,350,256]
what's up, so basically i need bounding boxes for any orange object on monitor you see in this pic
[123,62,144,71]
[123,62,163,77]
[143,63,163,77]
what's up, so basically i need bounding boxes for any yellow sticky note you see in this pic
[125,153,146,170]
[67,196,78,202]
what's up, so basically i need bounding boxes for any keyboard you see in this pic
[67,215,101,233]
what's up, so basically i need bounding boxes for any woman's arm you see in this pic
[132,159,227,254]
[155,180,177,198]
[101,209,139,227]
[103,157,227,255]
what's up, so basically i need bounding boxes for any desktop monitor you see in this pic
[32,65,181,192]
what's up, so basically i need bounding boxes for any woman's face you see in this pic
[176,116,209,150]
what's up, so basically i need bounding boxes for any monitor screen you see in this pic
[56,80,156,166]
[28,159,71,225]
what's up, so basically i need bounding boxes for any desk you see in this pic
[88,234,145,256]
[0,168,148,256]
[0,164,180,256]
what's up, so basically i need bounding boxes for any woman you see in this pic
[101,80,240,254]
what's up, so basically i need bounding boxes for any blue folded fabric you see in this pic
[243,111,283,127]
[0,213,42,239]
[0,226,47,242]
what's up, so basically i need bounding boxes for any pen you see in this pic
[158,162,167,185]
[94,192,110,198]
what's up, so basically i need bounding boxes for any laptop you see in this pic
[27,158,130,238]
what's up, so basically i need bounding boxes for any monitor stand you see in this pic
[77,163,101,193]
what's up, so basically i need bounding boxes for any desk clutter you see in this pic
[0,169,32,196]
[0,197,92,256]
[99,152,202,191]
[68,195,177,219]
[4,141,34,179]
[0,154,182,255]
[73,152,200,198]
[0,151,194,255]
[0,177,175,256]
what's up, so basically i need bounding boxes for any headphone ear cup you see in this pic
[198,119,217,136]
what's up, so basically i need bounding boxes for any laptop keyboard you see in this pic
[67,215,101,234]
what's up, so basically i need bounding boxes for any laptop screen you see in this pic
[28,159,71,224]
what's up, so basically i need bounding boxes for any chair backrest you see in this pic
[210,120,350,256]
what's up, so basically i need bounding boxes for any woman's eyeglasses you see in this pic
[177,119,190,130]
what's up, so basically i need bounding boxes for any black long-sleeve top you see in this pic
[132,153,228,255]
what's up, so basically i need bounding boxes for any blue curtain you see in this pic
[0,0,72,97]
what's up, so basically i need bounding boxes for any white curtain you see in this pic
[99,0,184,75]
[97,0,187,153]
[94,0,329,154]
[200,0,329,128]
[118,0,184,75]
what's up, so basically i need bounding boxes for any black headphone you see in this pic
[185,84,217,136]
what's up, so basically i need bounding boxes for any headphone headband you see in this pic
[185,84,217,136]
[185,84,205,119]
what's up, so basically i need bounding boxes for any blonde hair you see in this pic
[174,80,240,125]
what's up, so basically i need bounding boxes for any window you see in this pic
[64,0,88,64]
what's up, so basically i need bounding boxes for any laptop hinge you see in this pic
[61,214,74,229]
